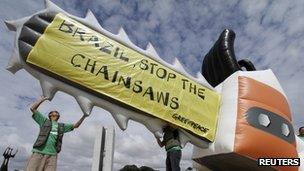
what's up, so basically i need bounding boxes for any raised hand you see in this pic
[30,95,49,112]
[39,95,49,102]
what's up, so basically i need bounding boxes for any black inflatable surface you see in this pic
[202,29,256,87]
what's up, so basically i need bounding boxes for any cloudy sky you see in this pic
[0,0,304,170]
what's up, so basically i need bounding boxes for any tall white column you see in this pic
[91,125,115,171]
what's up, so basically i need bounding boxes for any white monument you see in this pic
[91,126,115,171]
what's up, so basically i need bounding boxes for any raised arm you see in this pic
[73,114,87,129]
[155,135,165,147]
[30,96,49,113]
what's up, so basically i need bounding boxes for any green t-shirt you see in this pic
[32,111,74,155]
[167,145,182,152]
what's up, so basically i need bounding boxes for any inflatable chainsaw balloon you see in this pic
[4,1,301,170]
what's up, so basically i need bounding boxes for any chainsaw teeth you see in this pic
[4,17,31,32]
[6,50,22,74]
[84,9,103,30]
[172,57,192,78]
[76,95,94,116]
[39,79,57,100]
[44,0,65,13]
[4,20,17,31]
[143,118,165,133]
[146,42,161,61]
[154,131,163,138]
[111,111,129,130]
[117,27,133,46]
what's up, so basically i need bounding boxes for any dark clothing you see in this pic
[163,126,182,171]
[163,126,181,151]
[33,119,65,153]
[166,150,181,171]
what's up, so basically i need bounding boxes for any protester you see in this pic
[298,126,304,140]
[155,124,182,171]
[25,96,87,171]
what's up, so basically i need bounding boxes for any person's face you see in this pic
[49,111,59,121]
[299,128,304,136]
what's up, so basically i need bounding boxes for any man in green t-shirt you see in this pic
[25,96,88,171]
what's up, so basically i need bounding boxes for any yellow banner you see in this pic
[27,13,221,141]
